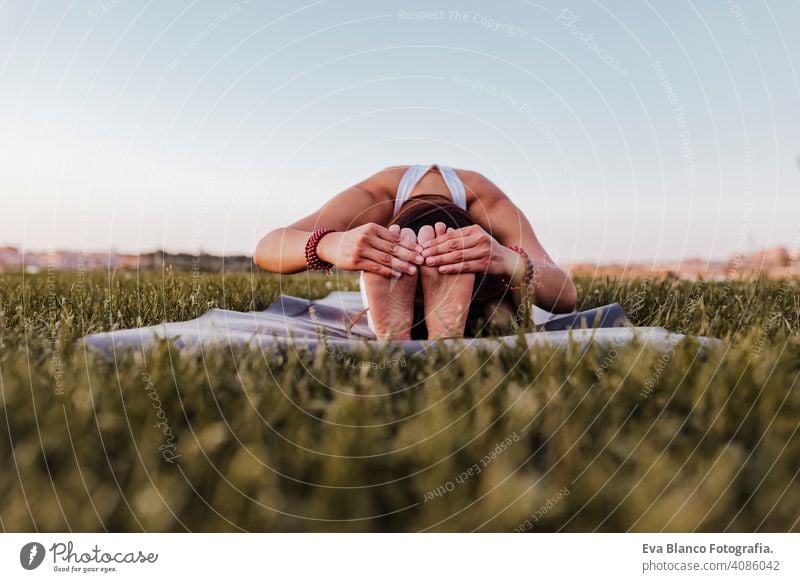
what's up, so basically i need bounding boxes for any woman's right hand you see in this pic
[316,223,424,278]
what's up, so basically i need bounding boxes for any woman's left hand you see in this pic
[420,222,519,276]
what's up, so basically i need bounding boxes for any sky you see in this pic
[0,0,798,264]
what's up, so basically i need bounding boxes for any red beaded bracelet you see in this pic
[501,245,534,293]
[304,228,337,275]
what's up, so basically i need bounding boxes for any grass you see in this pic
[1,270,799,532]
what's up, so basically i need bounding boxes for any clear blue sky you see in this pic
[1,0,798,263]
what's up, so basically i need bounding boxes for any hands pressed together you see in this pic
[316,221,521,280]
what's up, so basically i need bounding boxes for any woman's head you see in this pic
[389,194,474,233]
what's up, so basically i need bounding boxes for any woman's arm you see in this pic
[253,176,421,278]
[420,173,578,313]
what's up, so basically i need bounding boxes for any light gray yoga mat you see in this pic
[81,291,722,356]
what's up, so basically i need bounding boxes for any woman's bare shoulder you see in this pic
[359,166,410,197]
[454,168,508,202]
[370,165,410,182]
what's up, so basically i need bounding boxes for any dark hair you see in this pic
[389,194,517,339]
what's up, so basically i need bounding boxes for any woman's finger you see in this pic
[422,234,482,257]
[420,226,459,249]
[400,226,424,255]
[373,238,424,265]
[375,225,418,251]
[420,225,477,250]
[424,246,485,267]
[358,259,404,278]
[361,247,417,275]
[422,222,486,249]
[438,259,490,274]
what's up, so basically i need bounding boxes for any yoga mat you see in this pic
[81,291,723,357]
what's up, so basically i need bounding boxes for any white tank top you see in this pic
[392,164,468,216]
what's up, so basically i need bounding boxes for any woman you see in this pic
[254,164,577,340]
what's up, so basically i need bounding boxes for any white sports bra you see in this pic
[392,164,468,216]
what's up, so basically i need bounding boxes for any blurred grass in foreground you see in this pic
[0,270,798,532]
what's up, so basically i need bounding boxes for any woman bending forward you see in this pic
[254,164,577,340]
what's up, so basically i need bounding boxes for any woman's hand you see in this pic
[317,223,424,278]
[420,222,524,278]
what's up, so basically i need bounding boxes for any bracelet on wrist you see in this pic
[501,245,534,293]
[305,228,337,275]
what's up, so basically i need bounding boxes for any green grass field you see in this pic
[1,270,798,532]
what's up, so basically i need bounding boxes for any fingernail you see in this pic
[415,245,423,252]
[407,266,416,275]
[422,241,431,248]
[421,250,431,257]
[393,271,402,279]
[415,255,424,264]
[426,258,436,266]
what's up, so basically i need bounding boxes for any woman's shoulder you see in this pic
[374,165,412,180]
[354,166,410,203]
[452,168,506,202]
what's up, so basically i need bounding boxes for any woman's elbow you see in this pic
[558,279,578,312]
[253,231,279,272]
[545,276,577,313]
